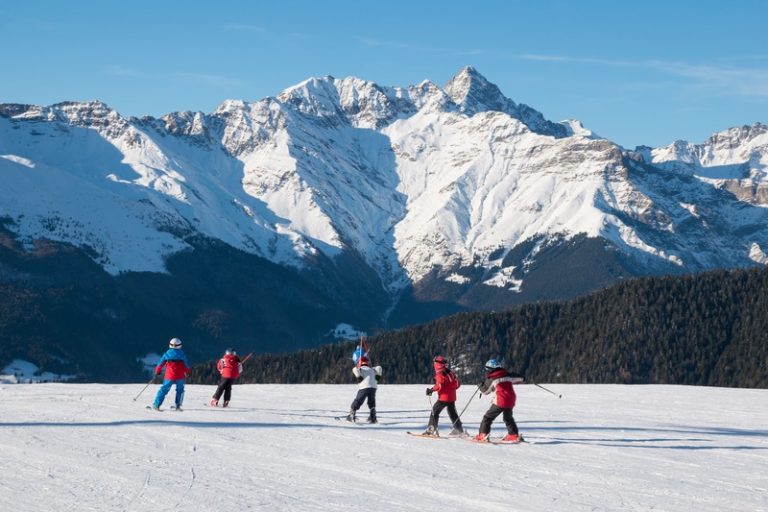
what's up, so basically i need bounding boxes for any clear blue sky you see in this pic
[1,0,766,148]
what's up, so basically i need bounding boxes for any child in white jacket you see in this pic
[345,356,382,423]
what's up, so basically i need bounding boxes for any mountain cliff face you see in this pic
[1,67,767,379]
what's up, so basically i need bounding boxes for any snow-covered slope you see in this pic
[0,383,765,511]
[1,68,767,298]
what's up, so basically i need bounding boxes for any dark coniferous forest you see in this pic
[191,267,768,388]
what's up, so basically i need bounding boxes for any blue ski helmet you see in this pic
[352,346,368,364]
[485,358,502,370]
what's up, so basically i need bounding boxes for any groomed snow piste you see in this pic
[0,384,765,511]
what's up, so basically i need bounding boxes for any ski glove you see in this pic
[375,375,381,382]
[426,387,434,396]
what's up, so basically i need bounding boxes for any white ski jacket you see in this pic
[352,364,382,389]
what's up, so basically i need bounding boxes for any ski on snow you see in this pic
[334,416,380,425]
[406,431,470,440]
[145,405,183,412]
[407,432,444,440]
[467,436,526,445]
[406,431,526,444]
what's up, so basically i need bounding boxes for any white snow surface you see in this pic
[0,383,765,511]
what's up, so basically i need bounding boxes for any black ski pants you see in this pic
[213,377,236,402]
[350,387,376,413]
[479,404,518,435]
[428,400,462,431]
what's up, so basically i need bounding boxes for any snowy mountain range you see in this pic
[1,66,767,366]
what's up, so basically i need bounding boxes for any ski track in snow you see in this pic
[0,383,766,511]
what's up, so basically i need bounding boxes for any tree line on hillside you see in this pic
[0,224,385,381]
[190,267,768,389]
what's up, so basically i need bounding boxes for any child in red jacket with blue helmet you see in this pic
[423,356,466,436]
[474,358,525,442]
[210,348,242,407]
[152,338,191,411]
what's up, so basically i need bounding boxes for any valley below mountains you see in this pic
[1,67,767,381]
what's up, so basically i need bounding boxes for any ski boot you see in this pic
[210,398,219,407]
[222,401,229,408]
[502,433,522,443]
[473,433,490,442]
[367,408,377,424]
[422,425,438,437]
[345,410,356,423]
[448,426,468,437]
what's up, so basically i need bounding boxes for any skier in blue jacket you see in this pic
[152,338,191,411]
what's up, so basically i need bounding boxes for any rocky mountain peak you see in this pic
[444,66,508,115]
[705,122,768,148]
[277,75,344,120]
[443,67,567,138]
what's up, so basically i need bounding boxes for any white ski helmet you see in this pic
[485,358,502,370]
[169,337,182,348]
[225,348,236,355]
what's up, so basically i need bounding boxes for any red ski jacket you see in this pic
[432,361,461,402]
[217,354,242,379]
[480,368,524,408]
[155,348,191,381]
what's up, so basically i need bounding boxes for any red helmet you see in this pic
[359,356,370,365]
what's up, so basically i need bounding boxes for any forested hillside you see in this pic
[191,267,768,388]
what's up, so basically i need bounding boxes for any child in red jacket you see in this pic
[474,358,525,442]
[210,348,242,407]
[423,356,466,437]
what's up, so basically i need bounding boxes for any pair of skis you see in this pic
[334,416,378,424]
[145,405,183,412]
[407,431,525,444]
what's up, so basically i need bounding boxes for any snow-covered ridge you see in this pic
[1,67,767,294]
[646,122,768,204]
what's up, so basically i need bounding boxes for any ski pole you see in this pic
[457,385,482,420]
[533,382,562,398]
[240,352,254,365]
[132,375,156,402]
[355,336,369,368]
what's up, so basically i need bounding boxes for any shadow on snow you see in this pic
[1,413,765,451]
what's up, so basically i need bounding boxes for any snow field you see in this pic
[0,383,765,511]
